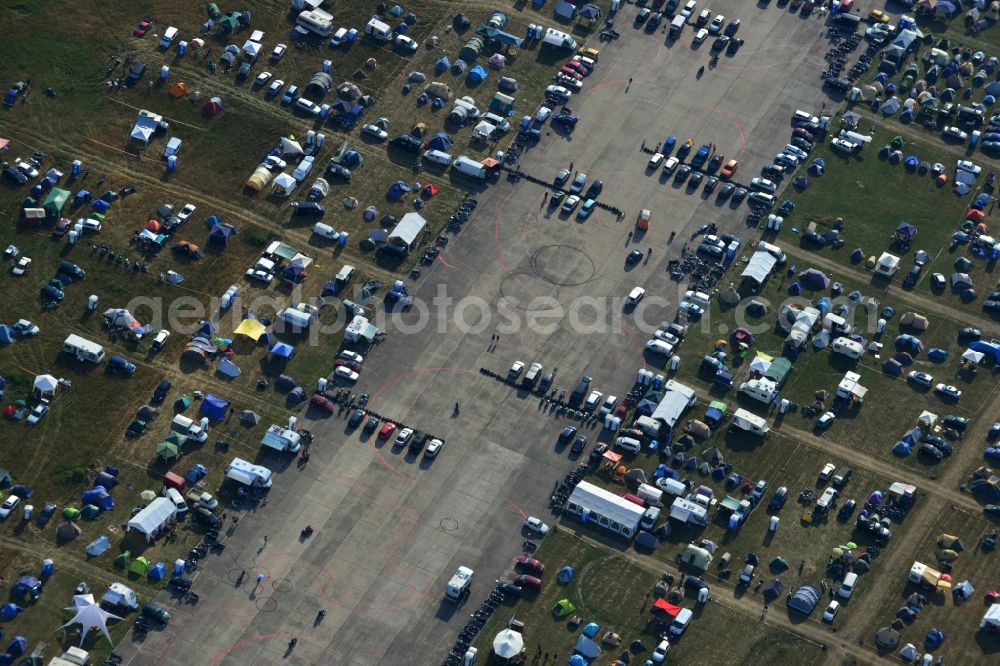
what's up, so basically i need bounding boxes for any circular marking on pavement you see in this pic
[273,578,293,593]
[498,271,560,308]
[524,211,540,225]
[530,244,597,287]
[234,556,256,569]
[439,517,459,532]
[255,596,278,612]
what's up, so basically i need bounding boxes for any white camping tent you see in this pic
[280,137,304,155]
[387,212,427,253]
[62,594,123,646]
[272,173,297,196]
[473,120,496,140]
[126,497,177,542]
[33,374,58,397]
[981,604,1000,632]
[492,629,524,659]
[741,250,778,286]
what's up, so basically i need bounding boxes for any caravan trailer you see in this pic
[63,334,106,363]
[225,458,273,488]
[297,10,334,37]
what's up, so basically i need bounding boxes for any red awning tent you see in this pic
[652,598,681,617]
[422,183,440,198]
[163,472,185,490]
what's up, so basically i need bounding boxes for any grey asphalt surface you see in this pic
[117,3,833,664]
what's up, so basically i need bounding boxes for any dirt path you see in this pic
[780,245,1000,335]
[851,108,976,162]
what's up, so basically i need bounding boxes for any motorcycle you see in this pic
[301,525,314,538]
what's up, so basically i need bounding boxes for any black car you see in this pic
[646,12,663,32]
[538,372,554,394]
[2,163,28,185]
[408,430,428,455]
[585,181,603,199]
[496,580,523,596]
[958,327,981,343]
[767,487,788,511]
[60,260,86,280]
[732,187,748,203]
[325,162,352,181]
[291,201,325,217]
[837,499,857,521]
[40,284,64,302]
[626,249,645,265]
[363,416,379,433]
[152,378,171,403]
[718,182,735,199]
[389,133,422,153]
[903,266,922,287]
[571,435,588,454]
[348,408,366,427]
[559,426,577,443]
[126,62,146,86]
[824,77,851,93]
[697,243,723,259]
[943,415,968,432]
[675,164,692,182]
[589,442,609,463]
[925,436,953,456]
[984,300,1000,314]
[723,19,740,36]
[689,171,704,188]
[37,502,57,527]
[762,164,785,180]
[726,38,743,56]
[712,35,730,51]
[791,138,813,153]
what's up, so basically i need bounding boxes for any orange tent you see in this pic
[168,82,189,98]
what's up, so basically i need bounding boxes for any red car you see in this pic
[793,128,815,142]
[558,67,583,81]
[516,556,545,574]
[566,60,591,76]
[335,358,362,373]
[310,393,335,413]
[514,575,542,591]
[839,0,853,9]
[378,422,397,439]
[133,19,152,37]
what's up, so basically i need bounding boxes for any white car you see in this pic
[822,600,840,623]
[361,124,388,141]
[11,256,31,276]
[395,34,418,52]
[151,329,170,351]
[255,71,272,86]
[957,160,982,175]
[80,218,102,233]
[599,395,618,416]
[645,339,674,355]
[654,329,680,345]
[585,390,604,411]
[627,287,646,305]
[819,462,836,481]
[830,138,859,154]
[339,350,364,364]
[651,638,670,662]
[394,427,414,447]
[508,361,525,380]
[15,160,39,178]
[295,98,321,116]
[907,371,933,388]
[708,14,725,33]
[693,28,709,44]
[524,516,549,535]
[750,177,777,193]
[463,647,478,666]
[816,412,836,430]
[334,366,359,382]
[176,203,196,223]
[267,79,285,97]
[680,1,697,19]
[13,319,39,336]
[934,384,962,399]
[0,495,20,519]
[783,144,809,161]
[245,268,273,284]
[943,126,968,141]
[663,156,680,174]
[535,106,552,123]
[678,301,704,317]
[26,401,49,425]
[544,85,572,100]
[271,43,287,61]
[555,75,583,92]
[425,438,443,457]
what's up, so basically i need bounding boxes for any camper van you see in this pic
[542,27,578,50]
[63,334,106,363]
[225,457,274,488]
[260,424,303,453]
[171,414,208,443]
[831,337,864,360]
[637,483,664,507]
[160,27,179,49]
[365,17,392,42]
[297,10,334,37]
[277,307,315,330]
[656,477,687,498]
[451,156,487,180]
[445,566,474,601]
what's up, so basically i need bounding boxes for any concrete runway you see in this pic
[118,3,833,664]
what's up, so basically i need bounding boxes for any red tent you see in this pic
[422,183,440,198]
[201,96,224,118]
[146,219,161,232]
[652,598,681,617]
[966,209,986,222]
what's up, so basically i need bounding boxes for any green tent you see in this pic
[43,188,70,217]
[217,13,239,32]
[129,556,150,576]
[165,431,187,446]
[127,420,147,436]
[175,395,192,411]
[156,441,179,461]
[551,599,577,617]
[62,507,80,521]
[770,556,789,572]
[81,504,100,519]
[115,551,132,569]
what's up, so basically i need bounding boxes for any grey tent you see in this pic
[240,410,260,426]
[136,405,158,421]
[337,81,362,101]
[636,532,660,549]
[424,81,452,100]
[304,72,334,101]
[787,584,821,615]
[875,627,900,650]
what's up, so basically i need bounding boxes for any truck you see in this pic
[170,414,208,443]
[63,334,106,363]
[670,497,709,526]
[691,144,711,169]
[542,27,578,50]
[908,561,944,590]
[446,566,474,601]
[225,457,274,489]
[162,137,182,159]
[260,424,303,453]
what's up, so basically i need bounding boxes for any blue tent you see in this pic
[969,340,1000,364]
[893,441,912,455]
[467,65,488,84]
[6,637,26,657]
[807,163,824,176]
[927,348,948,362]
[435,55,450,74]
[269,342,295,359]
[904,155,919,168]
[883,358,903,376]
[390,4,403,15]
[896,222,918,238]
[705,405,724,425]
[895,334,924,355]
[185,464,208,484]
[800,268,830,290]
[787,282,802,295]
[0,605,20,620]
[85,535,111,557]
[0,326,13,345]
[94,471,118,488]
[557,565,576,583]
[81,487,115,511]
[208,222,237,245]
[925,628,945,650]
[555,1,577,19]
[200,393,229,420]
[582,622,600,637]
[386,180,411,201]
[426,132,453,152]
[148,561,167,581]
[580,4,601,20]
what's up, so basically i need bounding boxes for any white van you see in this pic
[171,414,208,443]
[313,222,340,240]
[669,15,686,38]
[451,156,487,180]
[669,607,694,637]
[615,437,642,454]
[831,337,864,360]
[792,109,819,127]
[637,483,664,507]
[837,572,858,599]
[656,477,687,498]
[160,27,179,49]
[684,290,710,308]
[640,506,661,530]
[423,149,453,166]
[162,487,188,517]
[277,307,314,329]
[292,156,315,181]
[336,264,357,283]
[756,240,787,264]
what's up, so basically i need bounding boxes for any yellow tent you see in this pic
[245,166,272,192]
[234,318,266,341]
[168,82,189,98]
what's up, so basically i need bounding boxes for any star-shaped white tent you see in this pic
[62,594,123,646]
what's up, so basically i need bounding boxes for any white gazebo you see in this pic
[33,374,58,397]
[492,628,524,662]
